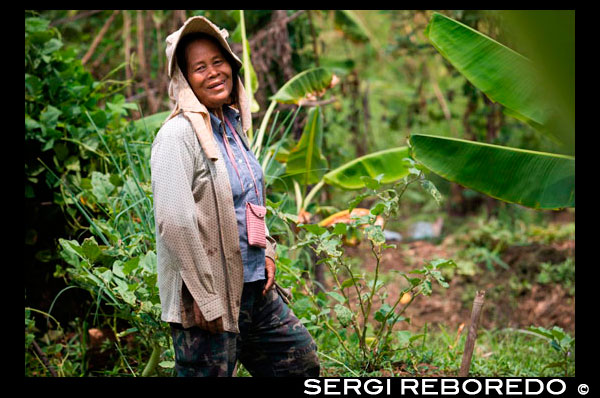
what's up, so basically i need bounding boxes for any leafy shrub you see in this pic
[281,168,455,373]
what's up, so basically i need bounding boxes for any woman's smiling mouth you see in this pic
[207,80,225,90]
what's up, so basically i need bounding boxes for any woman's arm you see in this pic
[151,123,224,323]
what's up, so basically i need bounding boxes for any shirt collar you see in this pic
[208,106,241,132]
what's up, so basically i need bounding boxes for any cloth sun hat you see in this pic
[163,15,252,160]
[166,16,243,79]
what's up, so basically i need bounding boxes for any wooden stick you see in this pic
[81,10,119,65]
[459,290,486,377]
[123,10,133,98]
[136,10,160,114]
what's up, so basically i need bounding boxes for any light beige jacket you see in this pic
[150,47,276,334]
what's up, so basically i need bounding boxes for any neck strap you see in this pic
[221,116,262,205]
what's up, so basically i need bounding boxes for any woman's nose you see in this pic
[206,65,219,78]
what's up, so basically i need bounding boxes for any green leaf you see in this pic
[25,17,51,34]
[123,256,140,276]
[334,304,354,327]
[365,225,385,246]
[112,260,125,278]
[58,239,84,266]
[340,278,356,290]
[299,223,327,236]
[326,291,346,304]
[90,171,115,204]
[370,202,385,216]
[81,237,102,263]
[429,259,457,270]
[25,115,41,131]
[270,67,334,104]
[324,147,410,190]
[158,361,175,369]
[42,38,63,55]
[332,222,347,235]
[420,179,443,206]
[375,303,393,323]
[25,74,43,98]
[40,105,62,128]
[409,134,574,209]
[285,106,328,186]
[139,251,157,274]
[91,110,108,129]
[526,326,554,341]
[425,13,548,129]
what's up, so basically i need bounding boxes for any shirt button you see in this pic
[249,184,253,188]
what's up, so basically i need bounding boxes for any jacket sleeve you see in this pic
[151,125,224,322]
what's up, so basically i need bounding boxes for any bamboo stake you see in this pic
[459,290,486,377]
[81,10,119,65]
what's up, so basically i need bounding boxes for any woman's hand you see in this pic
[192,300,224,334]
[262,257,276,296]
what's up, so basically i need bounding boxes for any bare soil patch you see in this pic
[333,234,575,334]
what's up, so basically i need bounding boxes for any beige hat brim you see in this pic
[166,16,242,78]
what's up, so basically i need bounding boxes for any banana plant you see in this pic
[230,10,260,139]
[408,12,574,210]
[252,67,337,157]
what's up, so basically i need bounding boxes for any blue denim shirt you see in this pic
[209,107,266,283]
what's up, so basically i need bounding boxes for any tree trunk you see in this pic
[122,10,133,98]
[137,10,160,114]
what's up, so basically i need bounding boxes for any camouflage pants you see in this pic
[170,280,320,377]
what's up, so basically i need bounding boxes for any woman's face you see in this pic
[185,38,233,110]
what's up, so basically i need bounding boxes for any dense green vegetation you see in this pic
[25,10,574,377]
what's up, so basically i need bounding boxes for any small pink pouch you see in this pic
[246,202,267,248]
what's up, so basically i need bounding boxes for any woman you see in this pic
[150,16,320,377]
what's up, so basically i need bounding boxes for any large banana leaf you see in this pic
[285,106,328,186]
[323,147,411,190]
[409,134,574,209]
[270,67,334,104]
[425,13,549,130]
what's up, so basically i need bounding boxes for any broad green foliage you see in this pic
[285,106,328,186]
[324,147,411,190]
[409,134,575,210]
[410,13,575,210]
[523,326,574,377]
[270,67,334,104]
[425,13,547,129]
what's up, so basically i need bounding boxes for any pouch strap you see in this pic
[221,116,262,205]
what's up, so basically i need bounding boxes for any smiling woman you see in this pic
[150,16,320,377]
[175,32,239,111]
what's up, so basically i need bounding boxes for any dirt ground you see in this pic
[330,225,575,336]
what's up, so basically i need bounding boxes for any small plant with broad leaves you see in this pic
[288,164,455,373]
[520,326,574,377]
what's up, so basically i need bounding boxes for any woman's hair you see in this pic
[175,32,240,107]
